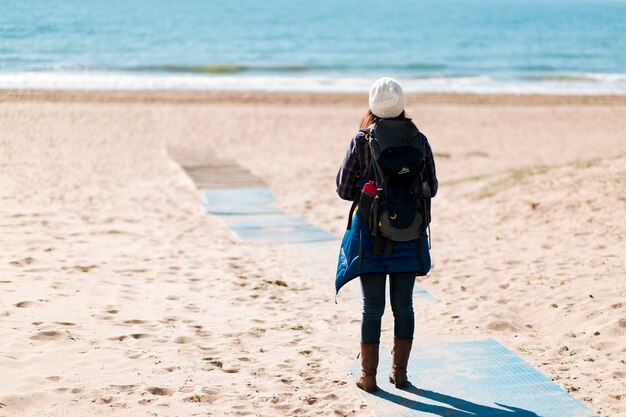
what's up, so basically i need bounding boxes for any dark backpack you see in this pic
[358,118,431,245]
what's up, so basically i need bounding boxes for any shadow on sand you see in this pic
[373,384,541,416]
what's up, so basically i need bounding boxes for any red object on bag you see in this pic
[362,181,377,196]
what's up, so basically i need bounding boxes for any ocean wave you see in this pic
[403,63,447,71]
[524,73,626,83]
[515,65,557,72]
[1,71,625,94]
[129,64,311,74]
[122,62,447,75]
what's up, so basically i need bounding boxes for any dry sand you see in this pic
[0,90,624,416]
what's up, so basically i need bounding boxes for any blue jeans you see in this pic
[360,272,416,344]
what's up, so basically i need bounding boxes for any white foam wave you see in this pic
[0,71,625,94]
[582,73,626,83]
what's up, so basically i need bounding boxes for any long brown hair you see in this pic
[359,109,407,129]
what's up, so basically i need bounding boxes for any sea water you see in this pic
[0,0,625,93]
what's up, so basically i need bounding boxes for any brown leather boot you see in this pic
[389,338,412,388]
[356,343,379,392]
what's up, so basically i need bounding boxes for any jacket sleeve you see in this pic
[336,136,360,201]
[423,137,438,198]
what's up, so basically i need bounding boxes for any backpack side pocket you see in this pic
[378,202,423,242]
[359,190,375,227]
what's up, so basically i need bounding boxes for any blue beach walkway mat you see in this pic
[413,284,437,301]
[352,339,596,417]
[345,281,438,302]
[228,222,337,244]
[202,187,282,215]
[219,213,309,229]
[202,187,337,243]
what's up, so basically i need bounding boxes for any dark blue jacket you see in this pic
[336,207,431,293]
[335,127,437,294]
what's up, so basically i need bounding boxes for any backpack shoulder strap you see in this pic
[359,123,375,141]
[346,200,358,230]
[367,123,386,188]
[346,127,374,230]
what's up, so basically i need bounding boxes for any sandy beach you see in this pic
[0,90,624,417]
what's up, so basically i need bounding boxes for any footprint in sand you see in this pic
[159,316,179,324]
[486,319,520,332]
[184,303,200,313]
[247,327,267,338]
[60,265,97,273]
[9,257,35,267]
[228,262,242,271]
[104,306,119,314]
[126,351,143,359]
[276,359,294,370]
[15,301,35,308]
[123,319,146,325]
[184,394,216,403]
[112,333,151,341]
[138,398,155,405]
[195,329,211,337]
[109,384,137,394]
[93,396,115,404]
[202,357,240,373]
[146,387,174,396]
[30,331,67,341]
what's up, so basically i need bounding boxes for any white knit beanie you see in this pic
[369,77,405,119]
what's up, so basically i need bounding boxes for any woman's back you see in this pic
[334,77,438,393]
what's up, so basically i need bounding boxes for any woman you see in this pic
[335,77,438,392]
